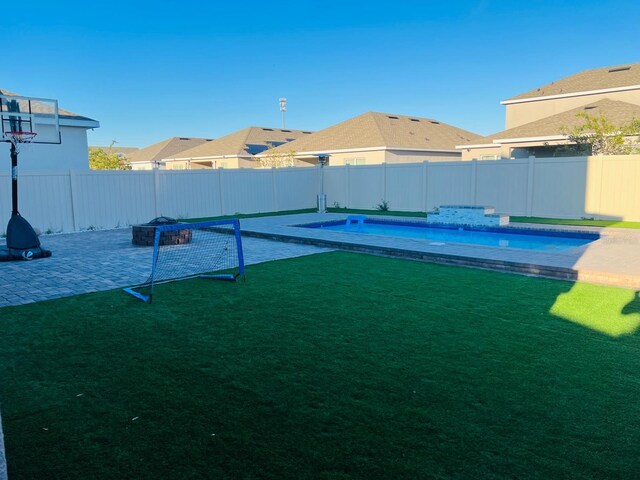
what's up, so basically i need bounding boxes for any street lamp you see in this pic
[279,98,287,128]
[316,154,329,213]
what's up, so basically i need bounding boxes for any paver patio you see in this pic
[0,228,332,308]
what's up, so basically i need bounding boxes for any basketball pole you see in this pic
[10,142,18,216]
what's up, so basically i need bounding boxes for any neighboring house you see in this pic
[257,112,482,166]
[0,88,100,170]
[162,127,313,169]
[458,62,640,159]
[128,137,214,170]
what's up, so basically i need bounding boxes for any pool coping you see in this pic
[237,213,640,289]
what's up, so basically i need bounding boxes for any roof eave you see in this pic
[60,118,100,128]
[501,84,640,105]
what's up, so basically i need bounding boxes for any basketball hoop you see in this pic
[5,131,37,153]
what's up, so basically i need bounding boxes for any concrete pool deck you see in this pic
[238,212,640,289]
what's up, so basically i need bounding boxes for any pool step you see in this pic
[345,215,367,227]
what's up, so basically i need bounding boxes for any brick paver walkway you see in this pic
[0,228,332,308]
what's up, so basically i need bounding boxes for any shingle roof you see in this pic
[127,137,214,163]
[474,99,640,143]
[0,88,97,122]
[505,63,640,101]
[263,112,482,155]
[170,127,313,159]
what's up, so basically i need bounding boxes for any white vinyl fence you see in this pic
[2,155,640,234]
[0,168,318,234]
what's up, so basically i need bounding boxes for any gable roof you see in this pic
[262,112,481,153]
[262,112,482,155]
[0,88,98,125]
[504,62,640,102]
[168,126,313,159]
[127,137,214,163]
[463,99,640,145]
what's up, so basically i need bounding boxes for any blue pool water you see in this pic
[303,220,598,251]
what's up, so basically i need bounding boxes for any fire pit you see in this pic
[132,216,192,246]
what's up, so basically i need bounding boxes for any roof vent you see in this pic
[281,129,291,132]
[410,118,420,122]
[179,137,191,140]
[584,105,597,110]
[429,121,440,125]
[609,66,631,73]
[262,128,274,131]
[303,131,312,134]
[387,116,399,119]
[206,139,214,141]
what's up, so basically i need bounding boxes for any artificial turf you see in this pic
[1,252,639,479]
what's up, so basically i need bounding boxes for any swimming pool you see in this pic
[300,218,599,251]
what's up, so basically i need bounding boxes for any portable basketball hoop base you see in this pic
[0,132,52,262]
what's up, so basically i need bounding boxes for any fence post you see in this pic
[68,169,79,231]
[422,161,429,212]
[382,162,387,202]
[346,164,351,208]
[153,168,160,217]
[271,167,278,212]
[471,159,478,205]
[526,155,535,217]
[218,168,225,216]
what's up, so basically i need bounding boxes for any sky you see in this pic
[3,0,640,147]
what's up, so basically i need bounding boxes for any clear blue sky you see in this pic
[4,0,639,147]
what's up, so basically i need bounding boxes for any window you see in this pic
[344,157,367,165]
[479,154,501,160]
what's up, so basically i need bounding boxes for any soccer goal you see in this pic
[124,219,245,303]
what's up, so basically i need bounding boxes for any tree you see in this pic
[89,141,131,170]
[258,144,297,168]
[560,113,640,156]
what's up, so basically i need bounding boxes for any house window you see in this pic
[479,154,501,160]
[344,157,367,165]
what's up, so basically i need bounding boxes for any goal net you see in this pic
[124,219,245,303]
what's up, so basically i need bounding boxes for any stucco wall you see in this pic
[386,150,461,163]
[0,126,90,171]
[505,89,640,129]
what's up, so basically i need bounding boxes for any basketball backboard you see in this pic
[0,94,61,144]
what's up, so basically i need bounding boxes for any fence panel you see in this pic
[71,170,156,230]
[323,166,347,208]
[595,155,640,220]
[475,160,529,215]
[385,164,424,211]
[348,165,385,209]
[531,157,588,219]
[157,170,222,219]
[1,172,75,233]
[218,169,275,215]
[272,167,318,211]
[426,162,473,210]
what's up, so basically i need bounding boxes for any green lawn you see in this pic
[1,252,639,479]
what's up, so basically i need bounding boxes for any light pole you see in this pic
[316,154,329,213]
[279,98,287,128]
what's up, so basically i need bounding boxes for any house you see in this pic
[458,62,640,159]
[257,112,482,166]
[128,137,215,170]
[160,127,314,169]
[0,89,100,170]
